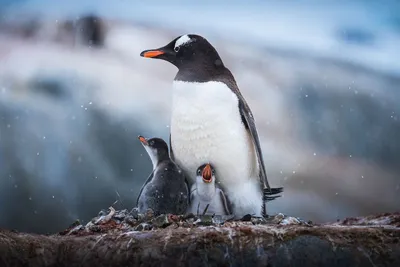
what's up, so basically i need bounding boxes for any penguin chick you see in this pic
[188,163,232,216]
[136,135,189,215]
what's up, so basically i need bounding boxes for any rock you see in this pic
[144,208,155,220]
[194,215,214,226]
[212,214,235,225]
[280,216,301,225]
[335,212,400,227]
[251,217,267,225]
[0,212,399,267]
[113,209,129,221]
[123,216,137,226]
[58,220,81,235]
[129,208,139,220]
[269,213,286,224]
[97,209,109,217]
[134,223,152,231]
[151,214,171,228]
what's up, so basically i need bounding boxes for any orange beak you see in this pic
[138,135,148,145]
[202,164,212,183]
[140,50,165,58]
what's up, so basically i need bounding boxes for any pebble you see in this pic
[129,207,139,220]
[134,223,152,231]
[62,206,315,235]
[144,208,155,220]
[151,214,171,228]
[113,209,129,221]
[280,217,301,225]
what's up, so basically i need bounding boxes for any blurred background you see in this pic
[0,0,399,234]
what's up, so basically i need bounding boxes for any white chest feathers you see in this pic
[171,81,256,183]
[188,183,228,216]
[170,81,262,217]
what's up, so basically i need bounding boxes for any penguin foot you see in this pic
[264,195,282,202]
[202,204,210,216]
[237,214,267,222]
[240,214,253,221]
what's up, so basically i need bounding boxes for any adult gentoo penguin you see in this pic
[140,34,282,217]
[189,163,232,216]
[136,135,189,215]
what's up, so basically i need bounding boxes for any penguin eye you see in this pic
[212,170,215,175]
[174,46,180,53]
[197,169,201,175]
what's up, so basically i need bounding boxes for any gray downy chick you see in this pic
[188,163,232,216]
[136,135,189,215]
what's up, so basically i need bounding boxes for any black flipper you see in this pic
[136,169,155,206]
[238,99,271,192]
[222,73,283,201]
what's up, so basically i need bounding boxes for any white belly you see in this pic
[171,81,262,217]
[188,186,227,215]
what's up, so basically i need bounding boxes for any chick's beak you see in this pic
[202,164,212,183]
[138,135,148,145]
[140,49,165,58]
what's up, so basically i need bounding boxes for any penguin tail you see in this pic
[263,187,283,202]
[264,186,284,196]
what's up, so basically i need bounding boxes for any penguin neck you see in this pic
[196,176,216,201]
[151,156,170,171]
[174,61,231,84]
[144,147,169,170]
[154,152,170,169]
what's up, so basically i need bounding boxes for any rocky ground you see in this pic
[58,206,312,237]
[0,208,399,266]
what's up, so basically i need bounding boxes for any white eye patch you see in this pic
[174,35,193,50]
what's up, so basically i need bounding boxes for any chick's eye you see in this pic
[174,46,180,52]
[197,169,201,175]
[212,170,215,175]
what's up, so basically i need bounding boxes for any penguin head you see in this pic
[196,163,216,184]
[140,34,224,71]
[138,135,169,168]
